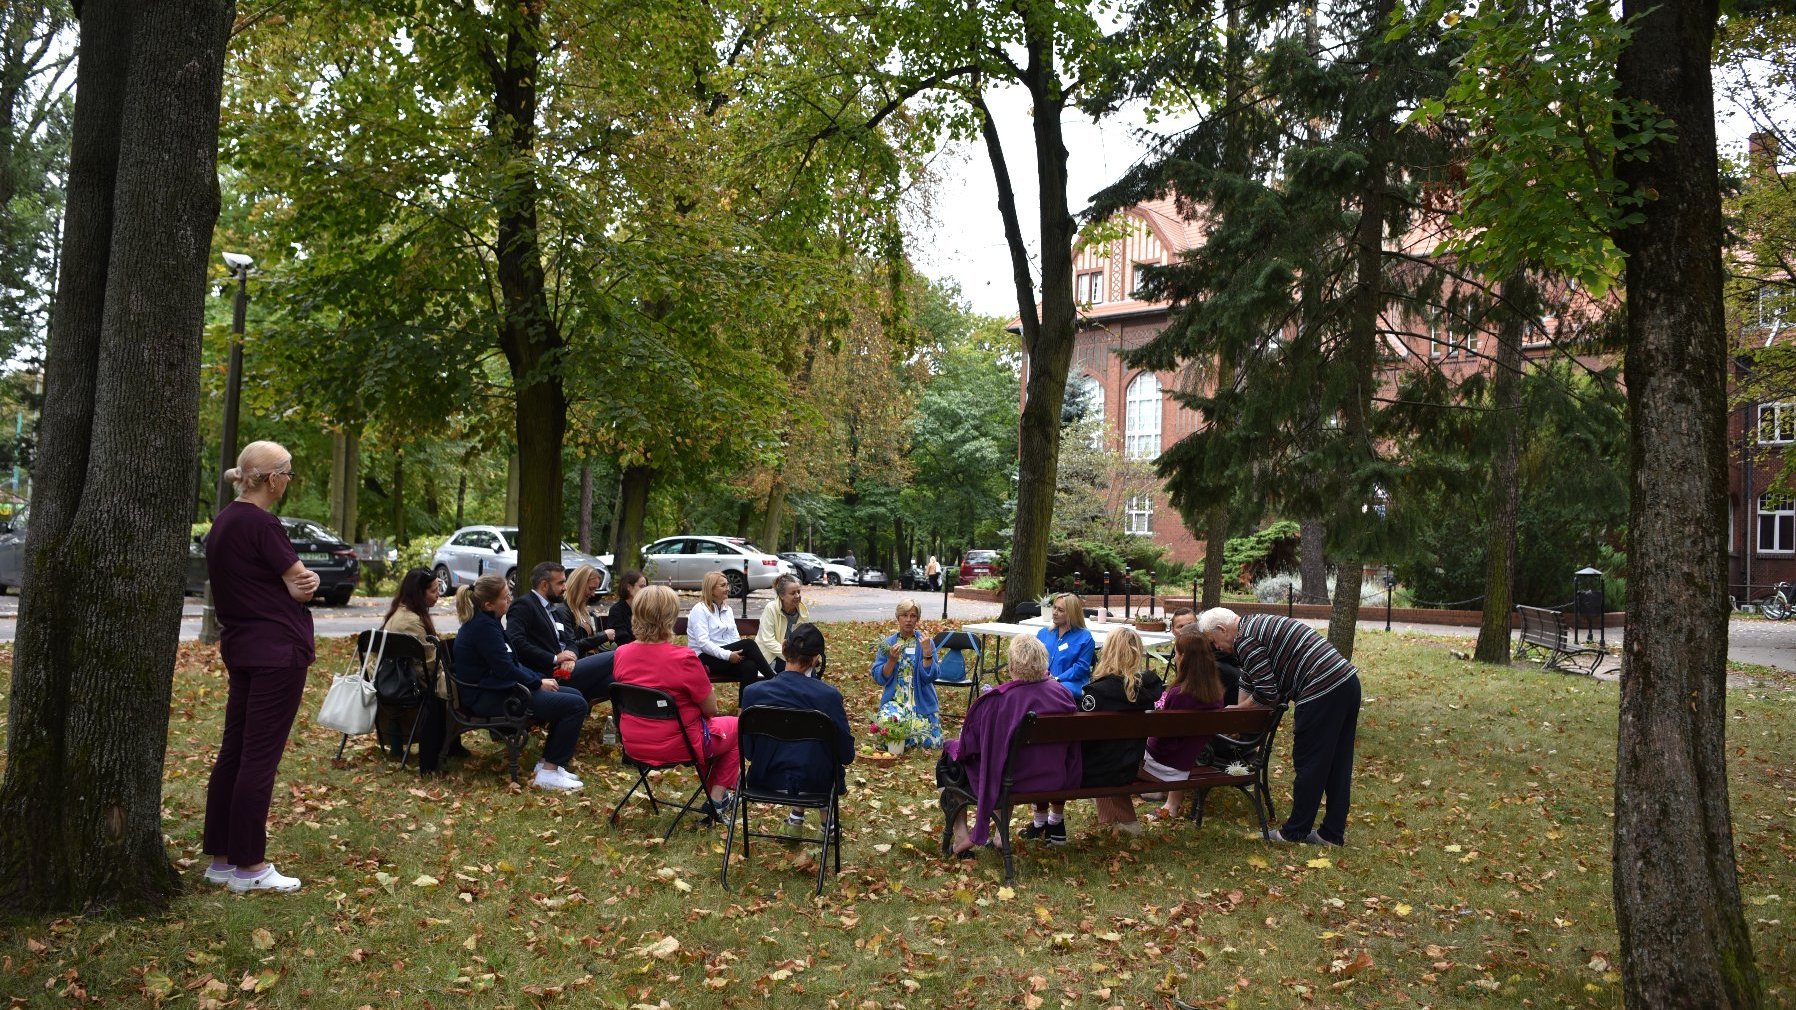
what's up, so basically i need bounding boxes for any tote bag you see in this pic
[316,632,383,735]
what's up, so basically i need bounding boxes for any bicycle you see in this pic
[1757,581,1793,620]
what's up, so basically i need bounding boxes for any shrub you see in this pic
[1253,572,1384,605]
[1222,520,1301,589]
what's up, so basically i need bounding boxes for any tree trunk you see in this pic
[1201,504,1226,608]
[1613,2,1760,1004]
[1299,516,1327,604]
[455,470,467,529]
[485,6,563,581]
[390,450,405,547]
[577,459,592,553]
[329,425,360,542]
[612,464,652,574]
[0,0,232,914]
[1473,275,1528,663]
[760,477,786,552]
[504,451,520,525]
[735,500,751,540]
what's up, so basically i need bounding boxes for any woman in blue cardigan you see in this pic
[870,598,942,747]
[453,574,590,791]
[1035,593,1095,698]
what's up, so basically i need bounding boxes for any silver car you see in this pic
[432,525,611,594]
[637,535,786,595]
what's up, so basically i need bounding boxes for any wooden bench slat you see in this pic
[1018,708,1274,745]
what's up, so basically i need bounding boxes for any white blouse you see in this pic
[686,602,741,660]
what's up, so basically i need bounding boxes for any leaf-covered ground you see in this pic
[0,626,1792,1009]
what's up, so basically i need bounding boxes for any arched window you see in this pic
[1124,372,1161,459]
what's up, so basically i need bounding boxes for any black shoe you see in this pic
[1018,821,1067,844]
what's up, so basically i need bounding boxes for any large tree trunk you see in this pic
[1473,275,1528,663]
[329,425,360,542]
[1201,504,1226,608]
[1298,516,1327,603]
[612,464,652,574]
[485,6,563,581]
[760,476,785,552]
[989,13,1077,623]
[1612,2,1760,1004]
[0,0,232,914]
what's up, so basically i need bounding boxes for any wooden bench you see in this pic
[993,706,1285,882]
[1514,605,1603,675]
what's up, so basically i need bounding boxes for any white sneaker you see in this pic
[536,763,583,786]
[203,864,234,886]
[226,865,302,894]
[534,767,582,791]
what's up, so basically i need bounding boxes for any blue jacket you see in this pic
[454,610,540,701]
[741,670,856,796]
[1036,626,1095,697]
[869,630,939,722]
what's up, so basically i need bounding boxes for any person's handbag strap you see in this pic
[356,630,388,683]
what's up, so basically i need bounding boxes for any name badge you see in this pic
[904,646,916,657]
[1058,642,1068,652]
[553,621,564,633]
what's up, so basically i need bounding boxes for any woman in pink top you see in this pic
[611,585,740,806]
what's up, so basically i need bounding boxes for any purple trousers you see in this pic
[203,663,308,866]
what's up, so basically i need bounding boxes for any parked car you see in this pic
[432,525,611,595]
[626,535,786,596]
[899,561,929,591]
[178,516,362,606]
[778,552,825,585]
[960,549,999,582]
[822,558,861,586]
[858,566,890,589]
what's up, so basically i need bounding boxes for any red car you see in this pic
[959,549,999,581]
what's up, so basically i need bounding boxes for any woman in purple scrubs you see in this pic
[201,441,319,894]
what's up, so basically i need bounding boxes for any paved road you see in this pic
[1,589,1793,672]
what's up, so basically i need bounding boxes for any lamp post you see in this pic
[201,252,253,646]
[1382,566,1397,632]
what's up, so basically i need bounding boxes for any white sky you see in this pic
[915,80,1780,321]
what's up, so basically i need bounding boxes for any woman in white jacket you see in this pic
[689,571,776,684]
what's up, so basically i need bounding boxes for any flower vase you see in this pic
[885,740,905,757]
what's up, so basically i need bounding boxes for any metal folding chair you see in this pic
[608,683,715,841]
[722,705,845,895]
[931,630,982,710]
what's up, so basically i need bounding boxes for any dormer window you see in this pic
[1076,271,1105,304]
[1131,262,1156,298]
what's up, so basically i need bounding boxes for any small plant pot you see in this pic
[886,740,906,757]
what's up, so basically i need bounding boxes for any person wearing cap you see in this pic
[740,624,856,828]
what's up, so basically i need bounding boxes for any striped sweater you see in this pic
[1234,614,1358,705]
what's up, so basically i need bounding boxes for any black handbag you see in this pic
[374,656,426,708]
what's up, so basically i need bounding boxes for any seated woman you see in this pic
[1078,626,1165,835]
[613,584,740,812]
[740,623,855,825]
[755,574,809,672]
[553,563,616,656]
[1142,625,1229,822]
[939,636,1081,859]
[605,569,646,648]
[452,574,590,792]
[378,568,461,772]
[688,571,776,684]
[870,598,942,747]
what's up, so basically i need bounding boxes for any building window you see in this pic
[1076,270,1105,304]
[1131,262,1155,298]
[1126,494,1154,535]
[1124,372,1161,459]
[1759,493,1795,554]
[1430,321,1475,359]
[1759,402,1796,444]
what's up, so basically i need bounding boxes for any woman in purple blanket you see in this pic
[938,635,1081,859]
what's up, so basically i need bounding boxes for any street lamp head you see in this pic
[222,252,254,273]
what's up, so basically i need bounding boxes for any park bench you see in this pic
[992,705,1285,883]
[1514,604,1604,675]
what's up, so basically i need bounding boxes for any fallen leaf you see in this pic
[641,936,680,959]
[250,928,275,950]
[1394,904,1413,917]
[1306,857,1332,869]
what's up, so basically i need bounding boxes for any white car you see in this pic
[624,535,787,596]
[432,525,611,593]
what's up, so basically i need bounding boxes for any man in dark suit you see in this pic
[740,624,855,829]
[507,562,615,704]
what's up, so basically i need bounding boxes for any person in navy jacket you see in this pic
[740,624,856,811]
[454,574,590,791]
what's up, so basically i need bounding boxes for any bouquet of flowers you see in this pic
[868,709,929,743]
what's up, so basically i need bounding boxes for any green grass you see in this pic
[1,626,1792,1009]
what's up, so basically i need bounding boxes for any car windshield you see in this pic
[968,551,996,562]
[727,538,768,555]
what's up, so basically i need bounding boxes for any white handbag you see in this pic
[316,632,384,736]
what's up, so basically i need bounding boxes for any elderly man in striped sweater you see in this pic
[1198,608,1361,847]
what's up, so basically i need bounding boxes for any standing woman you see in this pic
[1035,593,1095,699]
[870,598,942,747]
[688,571,775,683]
[925,555,941,592]
[202,441,319,894]
[605,569,646,648]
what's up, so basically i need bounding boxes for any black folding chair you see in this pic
[608,683,715,841]
[336,629,432,765]
[438,636,534,783]
[931,631,982,710]
[722,705,845,895]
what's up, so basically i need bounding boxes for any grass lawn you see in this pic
[0,625,1792,1009]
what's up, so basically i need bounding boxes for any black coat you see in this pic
[605,598,636,647]
[551,602,609,655]
[1078,669,1165,787]
[504,592,573,674]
